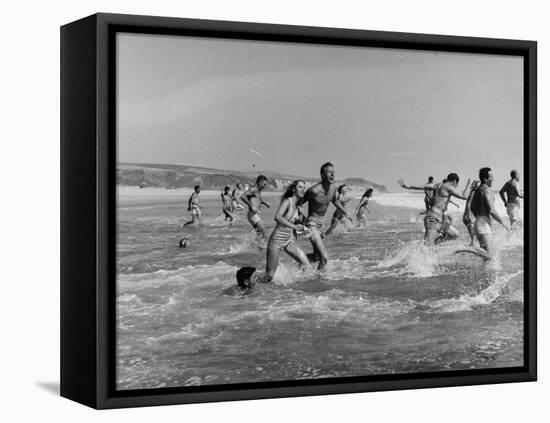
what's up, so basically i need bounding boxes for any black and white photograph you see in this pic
[115,31,526,390]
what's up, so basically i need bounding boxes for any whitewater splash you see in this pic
[423,270,524,312]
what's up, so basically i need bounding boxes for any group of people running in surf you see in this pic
[185,162,523,293]
[400,167,523,260]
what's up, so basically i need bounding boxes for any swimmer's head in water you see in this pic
[320,162,335,183]
[179,238,189,248]
[236,266,257,290]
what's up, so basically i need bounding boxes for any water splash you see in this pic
[423,270,524,312]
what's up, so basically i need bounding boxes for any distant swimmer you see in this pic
[231,183,246,212]
[424,173,470,246]
[240,175,271,242]
[470,167,509,260]
[326,184,352,235]
[499,169,524,227]
[221,186,234,224]
[264,180,310,283]
[179,237,190,248]
[300,162,348,270]
[462,180,480,246]
[355,188,373,228]
[399,176,435,212]
[183,185,201,226]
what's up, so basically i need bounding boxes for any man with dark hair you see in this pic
[300,162,348,270]
[184,185,202,226]
[499,169,524,226]
[471,167,508,259]
[424,173,470,245]
[240,175,271,242]
[399,176,436,212]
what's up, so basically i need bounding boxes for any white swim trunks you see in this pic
[506,202,520,224]
[474,215,492,235]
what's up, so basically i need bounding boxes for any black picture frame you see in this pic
[61,12,537,409]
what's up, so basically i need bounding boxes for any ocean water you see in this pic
[116,189,524,390]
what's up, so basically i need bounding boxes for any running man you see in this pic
[240,175,271,241]
[221,186,234,224]
[471,167,508,259]
[356,188,373,228]
[499,169,524,227]
[326,184,352,235]
[264,180,310,283]
[184,185,202,226]
[231,183,246,212]
[399,176,436,212]
[424,173,470,245]
[462,180,480,246]
[300,162,348,270]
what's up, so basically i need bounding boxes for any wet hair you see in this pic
[446,173,459,183]
[282,180,306,199]
[320,162,334,175]
[479,167,492,182]
[256,175,268,184]
[194,185,201,191]
[511,169,519,178]
[365,187,374,197]
[236,266,256,289]
[337,184,347,194]
[428,176,434,183]
[179,238,189,248]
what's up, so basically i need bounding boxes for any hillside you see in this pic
[117,163,389,193]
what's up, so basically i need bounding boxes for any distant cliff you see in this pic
[117,163,388,193]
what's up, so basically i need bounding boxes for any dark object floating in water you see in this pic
[179,238,190,248]
[236,266,257,289]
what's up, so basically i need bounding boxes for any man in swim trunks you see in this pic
[240,175,271,241]
[300,162,348,270]
[424,173,470,245]
[221,186,234,224]
[399,176,435,212]
[499,169,524,227]
[471,167,508,259]
[184,185,201,226]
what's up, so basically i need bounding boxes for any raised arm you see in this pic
[447,185,468,201]
[398,178,424,190]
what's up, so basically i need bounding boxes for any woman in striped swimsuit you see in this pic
[264,180,309,283]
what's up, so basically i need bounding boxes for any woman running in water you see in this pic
[264,180,309,283]
[356,187,373,228]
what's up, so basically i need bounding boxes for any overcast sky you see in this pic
[117,33,524,189]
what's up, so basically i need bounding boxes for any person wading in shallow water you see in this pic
[470,167,508,260]
[263,180,310,283]
[240,175,271,243]
[299,162,348,270]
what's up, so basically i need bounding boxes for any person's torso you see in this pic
[471,185,493,217]
[307,183,336,217]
